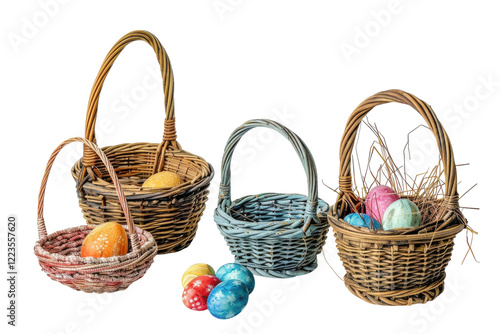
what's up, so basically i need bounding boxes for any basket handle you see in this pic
[334,89,459,217]
[82,30,179,176]
[37,137,141,252]
[218,119,320,232]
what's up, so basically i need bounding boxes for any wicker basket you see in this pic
[329,89,467,306]
[214,119,329,278]
[71,30,214,254]
[35,137,157,293]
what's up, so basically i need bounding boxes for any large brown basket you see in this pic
[35,138,157,293]
[328,90,467,306]
[71,30,214,254]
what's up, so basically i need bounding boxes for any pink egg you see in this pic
[365,185,400,222]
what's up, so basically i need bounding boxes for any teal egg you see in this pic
[382,199,421,230]
[216,263,255,294]
[344,213,381,230]
[207,279,249,319]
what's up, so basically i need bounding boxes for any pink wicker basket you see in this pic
[34,137,158,293]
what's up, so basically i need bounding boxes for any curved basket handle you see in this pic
[334,89,459,221]
[83,30,179,176]
[38,137,140,252]
[219,119,320,232]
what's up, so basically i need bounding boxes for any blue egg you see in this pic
[216,263,255,294]
[344,213,381,230]
[207,280,249,319]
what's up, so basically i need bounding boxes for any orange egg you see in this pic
[81,222,128,258]
[142,171,182,188]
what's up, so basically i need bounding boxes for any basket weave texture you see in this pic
[214,119,329,278]
[71,30,214,254]
[328,90,466,306]
[35,138,157,293]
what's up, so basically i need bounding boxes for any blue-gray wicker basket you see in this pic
[214,119,329,278]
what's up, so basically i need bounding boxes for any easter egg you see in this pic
[344,213,381,230]
[365,185,400,222]
[216,263,255,294]
[142,171,182,188]
[382,199,421,230]
[81,222,128,258]
[182,263,216,288]
[207,280,249,319]
[182,275,221,311]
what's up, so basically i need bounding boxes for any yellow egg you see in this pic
[182,263,215,288]
[142,171,182,188]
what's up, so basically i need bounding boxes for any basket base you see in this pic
[344,274,446,306]
[45,272,141,293]
[238,259,319,279]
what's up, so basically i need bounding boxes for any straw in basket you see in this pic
[214,119,329,278]
[71,30,214,254]
[35,137,157,293]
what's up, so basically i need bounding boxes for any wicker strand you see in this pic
[163,118,177,141]
[37,218,47,240]
[338,175,353,192]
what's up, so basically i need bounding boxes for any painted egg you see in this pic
[81,222,128,258]
[142,171,182,188]
[182,275,221,311]
[365,185,400,222]
[382,199,421,230]
[182,263,215,288]
[344,213,381,230]
[207,280,249,319]
[216,263,255,294]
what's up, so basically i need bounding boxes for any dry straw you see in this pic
[328,89,475,306]
[71,31,214,254]
[35,138,157,293]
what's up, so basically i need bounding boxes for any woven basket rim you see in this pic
[72,145,214,198]
[34,224,157,266]
[216,192,329,233]
[328,210,464,242]
[230,192,329,210]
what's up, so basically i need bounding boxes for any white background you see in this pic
[0,1,498,333]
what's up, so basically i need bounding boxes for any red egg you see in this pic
[182,275,221,311]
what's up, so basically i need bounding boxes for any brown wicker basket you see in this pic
[71,30,214,254]
[329,89,467,306]
[35,137,157,293]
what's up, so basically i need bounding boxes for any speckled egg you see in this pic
[216,263,255,294]
[382,199,421,230]
[182,263,215,288]
[142,171,182,188]
[207,280,249,319]
[182,275,221,311]
[344,213,381,230]
[365,185,400,222]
